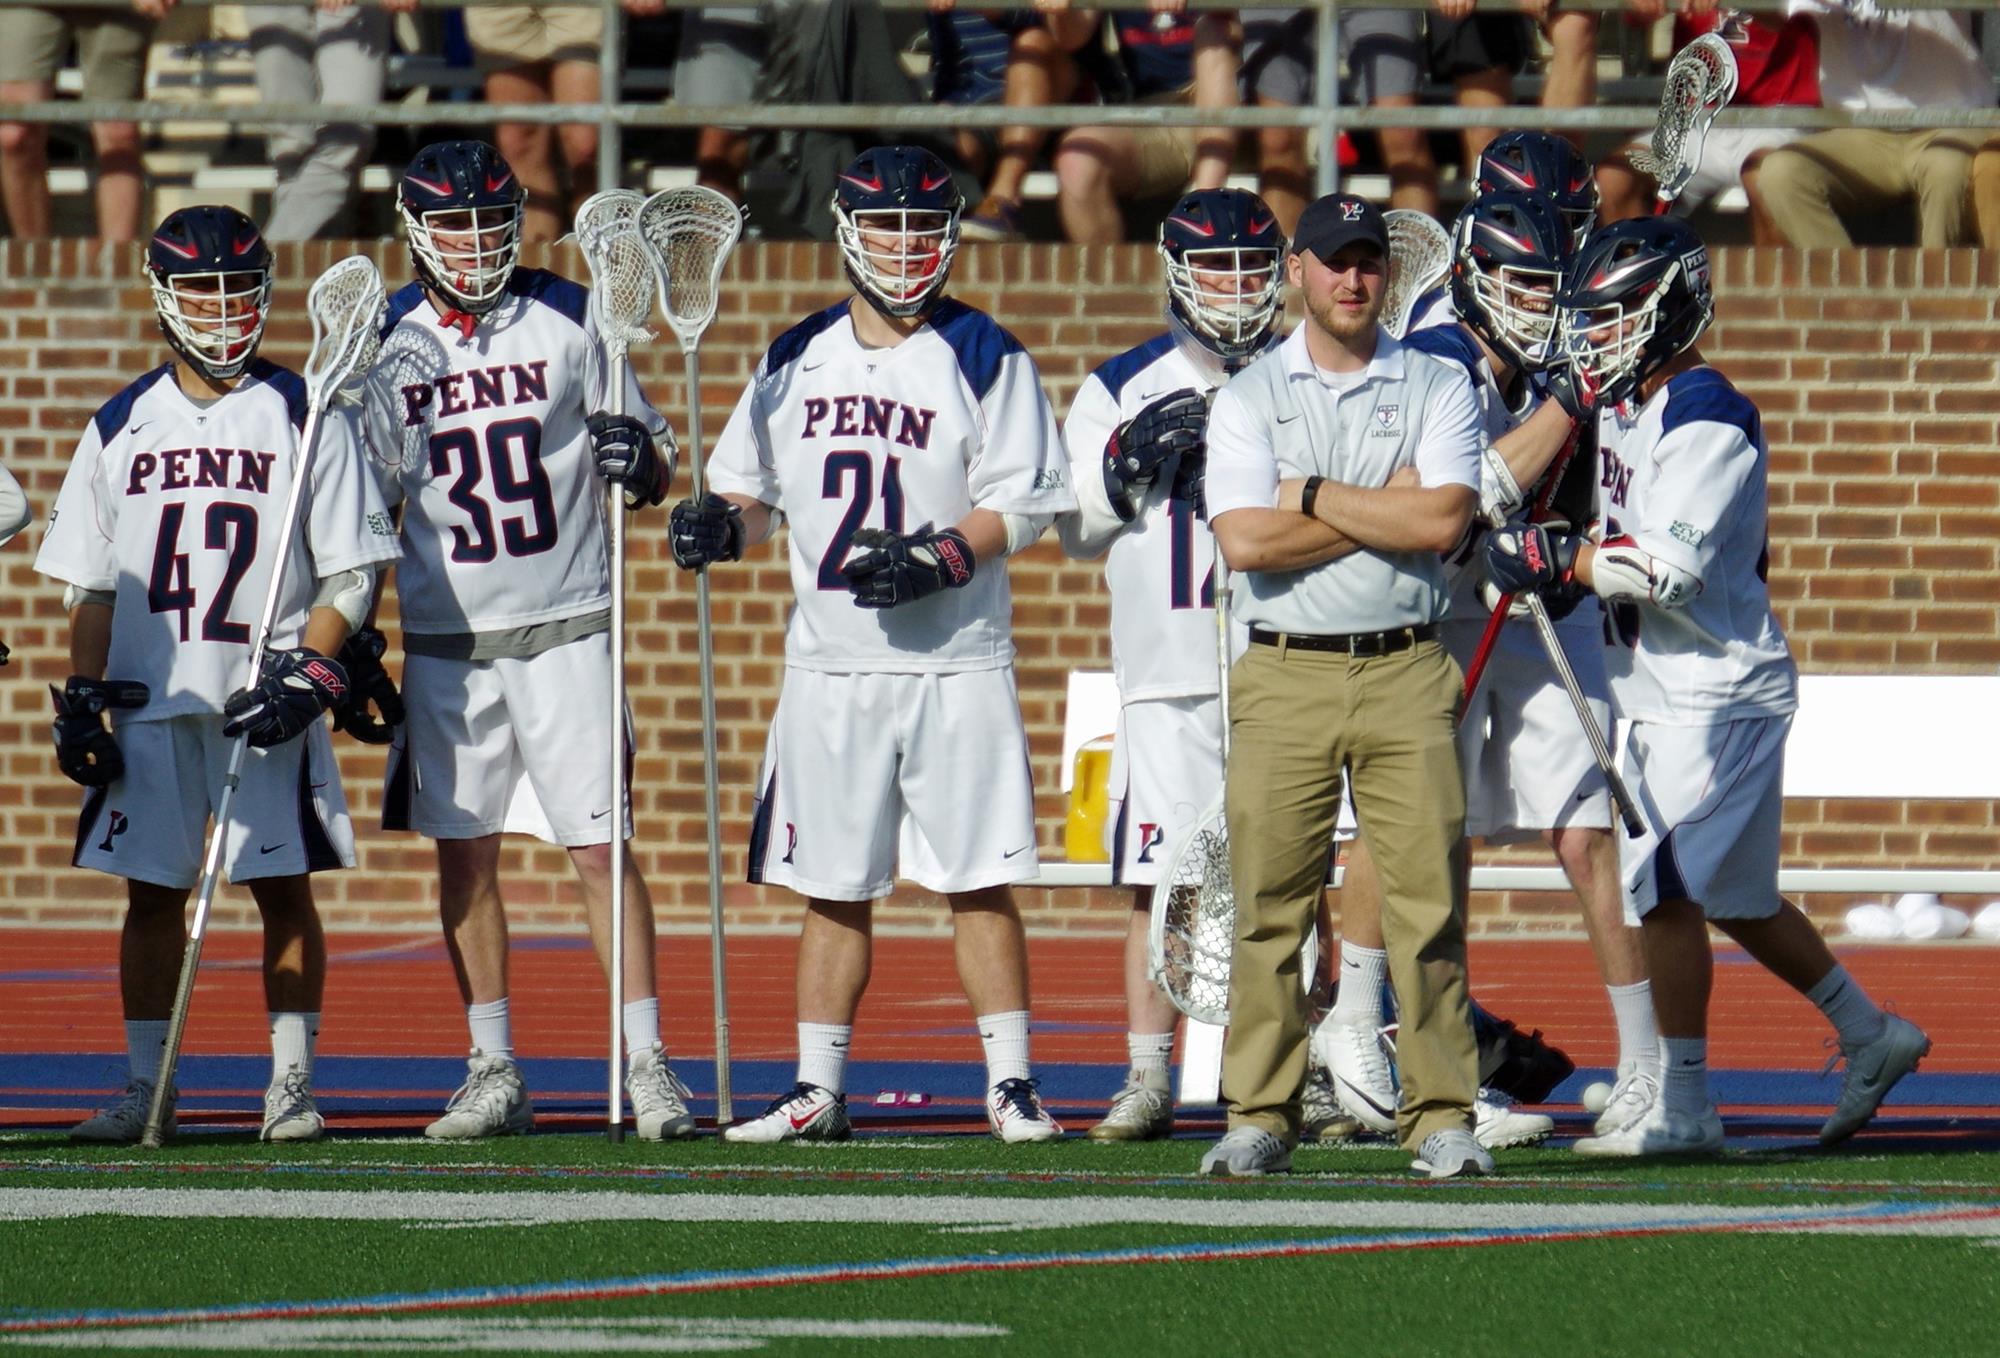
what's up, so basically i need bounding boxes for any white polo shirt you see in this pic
[1206,322,1482,635]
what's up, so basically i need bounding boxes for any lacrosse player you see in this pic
[35,205,401,1144]
[362,139,695,1141]
[0,459,28,662]
[1486,217,1930,1156]
[671,145,1076,1145]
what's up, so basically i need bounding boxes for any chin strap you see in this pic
[436,309,478,340]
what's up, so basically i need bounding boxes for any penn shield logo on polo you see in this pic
[1374,404,1400,430]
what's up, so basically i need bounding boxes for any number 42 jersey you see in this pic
[708,298,1075,673]
[36,360,401,722]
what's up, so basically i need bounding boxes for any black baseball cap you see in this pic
[1291,194,1389,262]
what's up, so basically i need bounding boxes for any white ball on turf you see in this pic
[1581,1081,1612,1115]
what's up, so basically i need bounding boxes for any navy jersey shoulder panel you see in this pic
[91,364,175,444]
[381,280,428,338]
[248,359,309,431]
[929,298,1028,401]
[1662,367,1761,447]
[1403,323,1484,382]
[1091,332,1177,403]
[508,267,590,328]
[763,300,853,376]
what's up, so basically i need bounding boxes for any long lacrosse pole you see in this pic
[143,402,334,1148]
[606,364,629,1145]
[684,341,733,1127]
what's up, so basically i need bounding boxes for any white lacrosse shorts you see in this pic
[75,715,354,889]
[1445,615,1614,843]
[1637,125,1801,214]
[1619,713,1792,923]
[747,666,1040,901]
[385,631,632,847]
[1106,694,1223,888]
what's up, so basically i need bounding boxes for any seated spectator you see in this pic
[1597,9,1818,244]
[1428,0,1534,173]
[675,7,766,202]
[1758,1,1990,248]
[0,0,160,241]
[1538,0,1666,126]
[248,2,413,241]
[1054,5,1241,245]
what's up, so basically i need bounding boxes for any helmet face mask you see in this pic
[832,147,963,319]
[147,206,273,383]
[1158,188,1286,363]
[1450,191,1573,373]
[1557,218,1714,407]
[400,140,526,316]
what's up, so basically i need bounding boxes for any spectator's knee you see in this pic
[1257,126,1305,170]
[92,121,141,157]
[1754,147,1818,204]
[0,120,44,159]
[1054,135,1110,197]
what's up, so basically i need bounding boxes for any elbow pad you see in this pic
[312,565,379,632]
[1478,447,1524,519]
[1001,512,1054,556]
[1593,536,1702,610]
[62,584,117,611]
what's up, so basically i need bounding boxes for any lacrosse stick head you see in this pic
[1148,803,1237,1026]
[1557,216,1713,409]
[1382,208,1452,340]
[364,307,449,481]
[573,189,656,358]
[1447,191,1572,371]
[636,186,745,350]
[399,139,526,318]
[1158,187,1285,364]
[1631,34,1740,206]
[830,145,963,319]
[1475,132,1599,252]
[145,205,274,383]
[303,255,386,403]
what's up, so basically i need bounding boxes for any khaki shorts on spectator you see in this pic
[1132,90,1201,199]
[0,6,149,98]
[465,4,604,72]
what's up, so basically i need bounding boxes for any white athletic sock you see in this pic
[1606,981,1661,1076]
[977,1010,1032,1086]
[1127,1030,1174,1079]
[1806,965,1888,1047]
[796,1022,853,1094]
[126,1019,169,1087]
[466,997,513,1061]
[1330,942,1389,1027]
[622,997,661,1058]
[1660,1036,1709,1118]
[268,1012,318,1083]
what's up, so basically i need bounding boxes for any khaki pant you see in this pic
[1222,637,1477,1151]
[1758,127,1979,248]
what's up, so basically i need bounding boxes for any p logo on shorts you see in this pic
[1136,823,1165,864]
[98,810,129,854]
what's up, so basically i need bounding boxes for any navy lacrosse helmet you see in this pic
[1557,216,1714,408]
[832,145,964,318]
[1475,132,1599,251]
[1158,187,1286,365]
[1449,190,1574,373]
[146,205,274,382]
[399,139,526,315]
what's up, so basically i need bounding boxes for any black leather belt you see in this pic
[1248,623,1439,657]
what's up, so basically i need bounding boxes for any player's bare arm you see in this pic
[66,601,113,681]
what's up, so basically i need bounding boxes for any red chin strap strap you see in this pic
[436,308,478,340]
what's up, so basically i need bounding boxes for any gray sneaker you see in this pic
[1088,1070,1172,1142]
[1199,1126,1293,1177]
[626,1043,697,1141]
[1412,1126,1495,1179]
[1820,1014,1930,1145]
[71,1078,174,1144]
[260,1064,325,1143]
[425,1050,534,1140]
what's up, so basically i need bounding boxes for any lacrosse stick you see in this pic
[1629,33,1739,215]
[637,186,744,1126]
[1459,420,1587,705]
[1382,209,1451,339]
[575,187,654,1144]
[142,257,386,1148]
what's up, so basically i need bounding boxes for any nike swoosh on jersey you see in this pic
[1002,845,1032,858]
[259,843,285,855]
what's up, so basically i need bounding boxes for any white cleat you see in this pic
[1200,1126,1293,1177]
[260,1065,325,1143]
[1087,1070,1172,1142]
[1473,1086,1553,1149]
[1594,1064,1661,1139]
[1313,1017,1398,1135]
[625,1043,697,1141]
[1574,1097,1724,1158]
[987,1077,1063,1143]
[1820,1014,1931,1145]
[721,1082,850,1144]
[425,1050,533,1140]
[1412,1127,1495,1179]
[71,1078,174,1144]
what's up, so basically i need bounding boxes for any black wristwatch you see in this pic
[1301,475,1326,519]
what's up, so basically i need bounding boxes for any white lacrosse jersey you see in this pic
[36,360,401,724]
[1404,285,1457,337]
[709,298,1075,673]
[1594,366,1797,724]
[362,269,666,637]
[1058,332,1230,702]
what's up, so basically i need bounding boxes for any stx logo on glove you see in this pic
[400,360,550,426]
[301,658,348,701]
[933,535,972,587]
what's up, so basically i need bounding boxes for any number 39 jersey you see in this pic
[708,298,1074,674]
[35,360,401,723]
[363,269,666,637]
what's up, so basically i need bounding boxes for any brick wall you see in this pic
[1,241,1993,937]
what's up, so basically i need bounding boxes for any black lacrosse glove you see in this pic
[328,626,404,746]
[1480,519,1589,621]
[222,648,350,749]
[1484,520,1584,599]
[1537,361,1598,424]
[1104,388,1207,522]
[587,412,677,509]
[669,492,747,570]
[50,676,149,787]
[840,526,977,609]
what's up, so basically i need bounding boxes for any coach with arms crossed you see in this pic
[1200,194,1489,1180]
